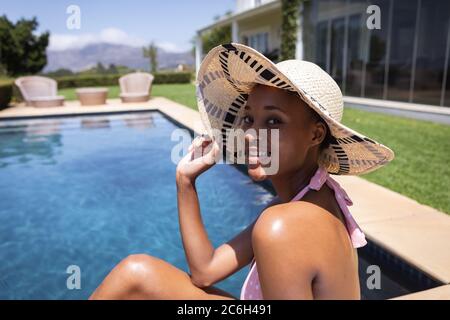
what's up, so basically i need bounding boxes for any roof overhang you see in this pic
[197,0,282,34]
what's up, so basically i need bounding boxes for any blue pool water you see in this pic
[0,112,273,299]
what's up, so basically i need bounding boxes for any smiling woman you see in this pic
[89,43,394,300]
[3,0,449,304]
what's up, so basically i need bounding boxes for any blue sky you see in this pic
[0,0,235,52]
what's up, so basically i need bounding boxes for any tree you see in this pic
[96,62,106,74]
[143,42,158,73]
[201,25,231,55]
[107,63,118,74]
[0,15,49,76]
[280,0,300,61]
[190,10,232,59]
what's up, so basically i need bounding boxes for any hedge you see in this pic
[0,81,13,108]
[151,72,193,84]
[55,71,193,89]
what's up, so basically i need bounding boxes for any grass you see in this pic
[0,77,13,85]
[152,84,198,109]
[59,83,450,214]
[342,108,450,215]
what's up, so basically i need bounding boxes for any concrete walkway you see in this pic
[333,174,450,284]
[1,97,449,299]
[392,284,450,300]
[344,96,450,125]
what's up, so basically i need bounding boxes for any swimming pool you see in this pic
[0,111,440,299]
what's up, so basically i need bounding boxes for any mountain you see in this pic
[44,43,194,72]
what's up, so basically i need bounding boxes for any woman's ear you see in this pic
[310,121,326,148]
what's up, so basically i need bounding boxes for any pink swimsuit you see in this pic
[240,166,367,300]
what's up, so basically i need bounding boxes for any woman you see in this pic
[90,43,394,300]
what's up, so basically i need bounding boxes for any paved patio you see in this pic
[1,97,449,299]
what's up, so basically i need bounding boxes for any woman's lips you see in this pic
[246,147,271,166]
[247,154,269,181]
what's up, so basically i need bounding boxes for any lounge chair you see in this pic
[15,76,65,107]
[119,72,154,103]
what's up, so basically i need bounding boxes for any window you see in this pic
[315,21,329,72]
[345,14,364,97]
[303,0,450,106]
[413,0,450,106]
[248,32,269,53]
[386,0,418,102]
[330,18,346,88]
[364,0,391,99]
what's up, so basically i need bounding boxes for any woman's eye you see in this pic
[243,115,252,124]
[267,118,282,125]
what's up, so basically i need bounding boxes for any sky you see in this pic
[0,0,235,52]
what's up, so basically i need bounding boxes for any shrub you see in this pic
[56,74,121,89]
[0,81,13,108]
[152,72,193,84]
[54,71,193,89]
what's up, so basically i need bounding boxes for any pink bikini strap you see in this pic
[289,166,367,249]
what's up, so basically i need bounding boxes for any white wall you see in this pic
[238,9,282,52]
[236,0,277,13]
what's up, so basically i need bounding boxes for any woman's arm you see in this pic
[177,173,255,287]
[175,135,273,287]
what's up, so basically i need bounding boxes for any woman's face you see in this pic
[241,84,326,181]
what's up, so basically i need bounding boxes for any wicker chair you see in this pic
[15,76,65,107]
[119,72,154,103]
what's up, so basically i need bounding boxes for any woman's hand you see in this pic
[176,135,220,184]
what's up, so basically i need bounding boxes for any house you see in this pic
[195,0,290,72]
[195,0,450,108]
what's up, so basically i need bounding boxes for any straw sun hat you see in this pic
[196,43,394,175]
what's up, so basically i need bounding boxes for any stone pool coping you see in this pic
[1,97,449,299]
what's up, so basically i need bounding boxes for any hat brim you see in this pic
[196,43,394,175]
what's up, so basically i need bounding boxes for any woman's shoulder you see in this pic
[255,200,331,231]
[252,200,355,271]
[254,201,341,242]
[251,201,351,275]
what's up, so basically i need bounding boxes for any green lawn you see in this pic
[59,83,450,214]
[342,108,450,215]
[0,77,13,85]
